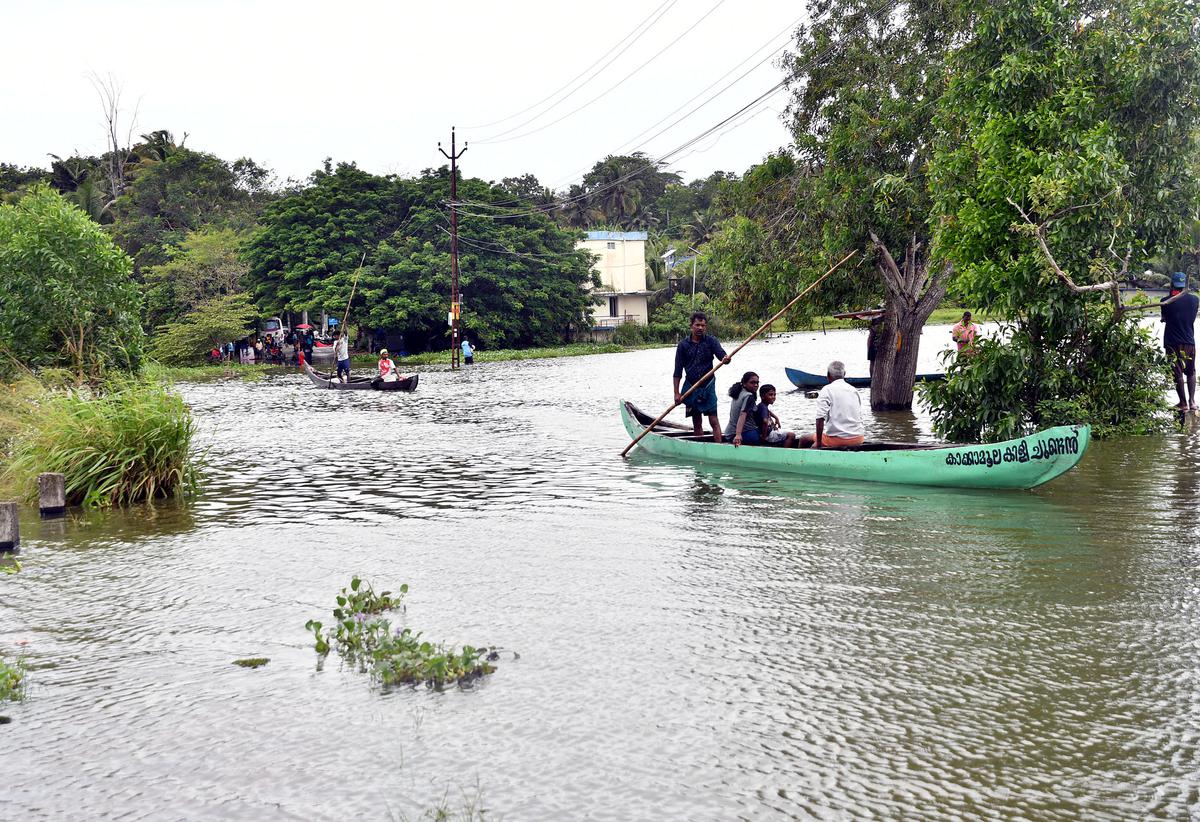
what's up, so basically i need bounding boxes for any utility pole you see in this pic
[439,127,467,369]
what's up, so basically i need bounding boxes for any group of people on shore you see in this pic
[672,312,864,449]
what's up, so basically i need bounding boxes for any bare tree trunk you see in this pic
[867,232,953,411]
[91,74,138,207]
[869,312,927,410]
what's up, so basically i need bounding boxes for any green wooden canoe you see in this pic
[620,401,1090,490]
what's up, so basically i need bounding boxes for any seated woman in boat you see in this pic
[724,372,761,447]
[799,361,865,448]
[756,384,797,447]
[377,348,400,383]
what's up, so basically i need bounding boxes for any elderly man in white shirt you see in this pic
[800,360,866,448]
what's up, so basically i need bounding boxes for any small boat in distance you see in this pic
[619,401,1089,490]
[785,366,945,390]
[305,364,418,392]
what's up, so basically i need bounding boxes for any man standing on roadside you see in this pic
[1162,271,1199,410]
[672,311,732,442]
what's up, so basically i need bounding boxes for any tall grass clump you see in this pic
[0,378,197,507]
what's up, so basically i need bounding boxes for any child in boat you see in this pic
[724,372,761,446]
[756,384,797,447]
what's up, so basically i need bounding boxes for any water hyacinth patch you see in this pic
[0,654,26,702]
[305,577,498,689]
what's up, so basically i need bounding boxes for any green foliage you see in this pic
[246,164,597,351]
[147,294,258,366]
[143,227,251,328]
[111,148,256,271]
[923,320,1172,441]
[305,577,498,689]
[0,378,198,508]
[0,163,48,202]
[0,185,144,380]
[0,653,25,702]
[232,658,269,668]
[646,293,731,342]
[611,322,647,346]
[928,0,1200,438]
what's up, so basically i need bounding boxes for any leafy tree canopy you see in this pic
[143,227,251,329]
[111,147,257,271]
[245,163,598,351]
[0,185,143,380]
[148,293,258,365]
[926,0,1200,440]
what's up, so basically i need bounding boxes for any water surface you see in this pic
[3,326,1199,820]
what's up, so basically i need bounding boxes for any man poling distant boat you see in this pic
[334,331,351,382]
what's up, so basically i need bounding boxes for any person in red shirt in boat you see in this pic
[377,348,399,383]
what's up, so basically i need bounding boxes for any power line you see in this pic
[477,0,731,146]
[472,0,680,140]
[458,9,805,210]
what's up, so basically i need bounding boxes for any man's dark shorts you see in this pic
[1167,344,1196,380]
[682,375,718,417]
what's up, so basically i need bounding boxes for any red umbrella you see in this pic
[294,323,314,329]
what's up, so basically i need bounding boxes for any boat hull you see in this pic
[305,364,418,392]
[785,366,944,390]
[620,401,1089,490]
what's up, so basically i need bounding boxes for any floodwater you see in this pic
[3,325,1199,821]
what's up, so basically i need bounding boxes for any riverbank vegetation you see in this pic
[1,0,1197,438]
[306,577,498,689]
[0,378,196,507]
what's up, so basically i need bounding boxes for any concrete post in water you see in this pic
[38,472,66,518]
[0,502,18,552]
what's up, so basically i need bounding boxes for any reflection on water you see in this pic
[2,328,1199,820]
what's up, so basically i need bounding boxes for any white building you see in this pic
[577,231,651,338]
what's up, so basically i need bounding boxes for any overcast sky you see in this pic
[2,0,804,190]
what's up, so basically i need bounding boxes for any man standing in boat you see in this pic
[334,330,351,383]
[673,311,731,442]
[1161,271,1199,410]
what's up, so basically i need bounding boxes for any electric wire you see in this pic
[463,0,677,130]
[477,0,731,145]
[473,0,680,141]
[460,9,806,209]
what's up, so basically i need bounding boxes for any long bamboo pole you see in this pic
[326,253,366,387]
[620,249,858,458]
[340,252,367,333]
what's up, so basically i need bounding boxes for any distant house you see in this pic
[577,231,651,339]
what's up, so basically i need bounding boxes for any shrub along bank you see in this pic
[0,377,197,508]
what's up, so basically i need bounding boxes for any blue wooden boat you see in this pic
[785,366,945,390]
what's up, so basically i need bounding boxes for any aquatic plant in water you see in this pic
[0,654,26,702]
[305,577,498,689]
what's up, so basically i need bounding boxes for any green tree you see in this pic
[246,165,597,351]
[111,148,251,271]
[243,162,414,314]
[143,227,250,329]
[148,294,258,365]
[773,0,965,409]
[0,164,48,203]
[926,0,1200,440]
[0,185,143,380]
